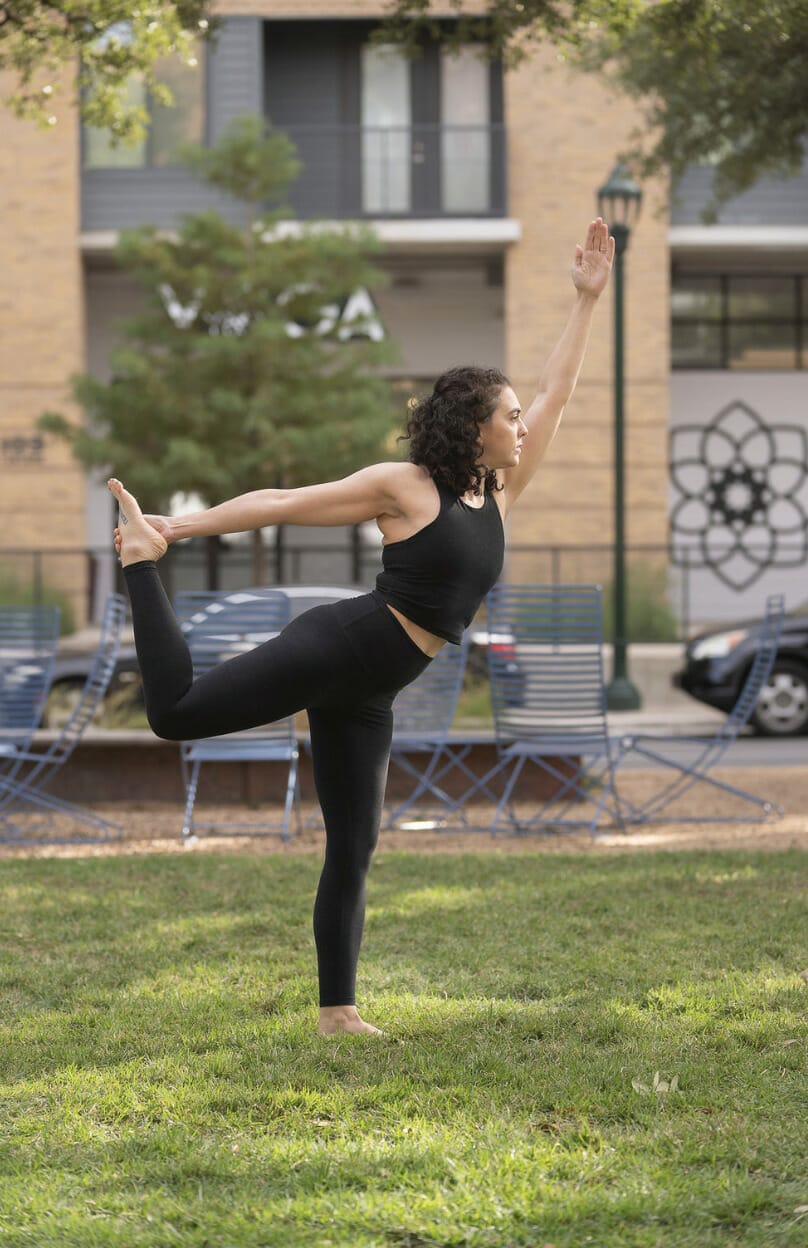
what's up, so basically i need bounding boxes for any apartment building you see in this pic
[1,1,806,628]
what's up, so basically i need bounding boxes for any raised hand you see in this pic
[572,217,615,298]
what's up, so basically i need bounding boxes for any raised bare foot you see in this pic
[317,1005,385,1036]
[107,478,168,567]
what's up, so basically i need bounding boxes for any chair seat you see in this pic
[504,736,613,757]
[174,588,302,842]
[183,740,297,762]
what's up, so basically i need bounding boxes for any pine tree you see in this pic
[40,115,399,584]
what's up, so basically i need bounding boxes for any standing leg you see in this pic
[308,696,394,1036]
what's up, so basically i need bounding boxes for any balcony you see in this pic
[281,123,507,220]
[81,123,510,241]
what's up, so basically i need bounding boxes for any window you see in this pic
[440,47,490,213]
[672,273,806,369]
[360,44,411,213]
[83,46,206,170]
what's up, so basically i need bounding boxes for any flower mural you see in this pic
[669,400,808,591]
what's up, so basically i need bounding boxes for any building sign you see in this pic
[159,284,386,342]
[1,433,45,463]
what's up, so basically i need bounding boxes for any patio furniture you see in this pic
[384,629,472,828]
[174,589,301,842]
[484,583,624,837]
[0,594,126,844]
[614,593,786,824]
[0,605,60,777]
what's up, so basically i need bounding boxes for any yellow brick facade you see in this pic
[0,70,87,622]
[0,5,671,622]
[504,44,669,551]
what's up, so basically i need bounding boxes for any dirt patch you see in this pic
[1,767,806,860]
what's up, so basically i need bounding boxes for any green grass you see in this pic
[1,850,806,1247]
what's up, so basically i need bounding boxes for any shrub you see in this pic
[601,561,678,642]
[0,565,76,636]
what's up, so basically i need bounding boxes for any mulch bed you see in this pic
[1,767,806,859]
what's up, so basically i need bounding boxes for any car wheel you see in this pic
[751,661,808,737]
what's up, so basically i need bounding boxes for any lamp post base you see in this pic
[606,676,643,711]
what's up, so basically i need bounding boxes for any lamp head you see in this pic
[597,163,642,228]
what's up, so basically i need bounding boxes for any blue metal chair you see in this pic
[485,583,624,837]
[0,606,60,778]
[0,594,127,844]
[614,593,786,824]
[384,630,472,828]
[174,589,301,843]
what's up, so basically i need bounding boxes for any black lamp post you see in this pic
[597,163,643,710]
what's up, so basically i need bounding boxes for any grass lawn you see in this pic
[1,849,806,1247]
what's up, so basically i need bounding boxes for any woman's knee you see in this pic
[326,825,379,880]
[146,705,188,741]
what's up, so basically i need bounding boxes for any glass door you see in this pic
[440,47,490,213]
[360,44,411,213]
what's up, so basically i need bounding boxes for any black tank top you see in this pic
[373,476,505,644]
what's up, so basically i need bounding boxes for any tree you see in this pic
[0,1,216,141]
[39,116,399,584]
[381,0,808,216]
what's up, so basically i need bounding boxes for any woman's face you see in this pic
[477,386,527,470]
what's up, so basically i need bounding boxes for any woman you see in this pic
[108,217,615,1036]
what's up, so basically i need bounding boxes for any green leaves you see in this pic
[381,1,807,215]
[1,2,217,140]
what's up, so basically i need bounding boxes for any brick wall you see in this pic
[0,70,88,622]
[504,44,669,556]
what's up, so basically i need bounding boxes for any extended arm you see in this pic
[162,462,402,542]
[502,218,614,506]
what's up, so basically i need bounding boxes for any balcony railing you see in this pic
[278,123,507,219]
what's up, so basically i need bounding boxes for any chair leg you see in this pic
[182,758,202,841]
[281,752,299,842]
[0,785,121,842]
[492,754,525,834]
[618,741,783,823]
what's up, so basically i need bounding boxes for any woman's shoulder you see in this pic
[374,461,435,518]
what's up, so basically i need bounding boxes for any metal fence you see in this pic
[0,542,804,639]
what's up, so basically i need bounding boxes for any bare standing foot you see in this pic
[107,479,168,567]
[317,1006,385,1036]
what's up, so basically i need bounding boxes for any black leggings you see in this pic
[122,562,432,1006]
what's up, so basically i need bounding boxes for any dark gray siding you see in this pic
[82,18,262,231]
[209,17,263,141]
[672,162,808,226]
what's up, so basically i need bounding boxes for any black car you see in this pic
[673,609,808,737]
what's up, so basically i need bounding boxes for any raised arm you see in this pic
[158,462,405,542]
[501,218,614,508]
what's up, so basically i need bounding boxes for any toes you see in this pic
[107,478,143,522]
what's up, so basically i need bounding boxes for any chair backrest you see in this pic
[49,593,128,760]
[719,593,786,741]
[174,589,293,741]
[0,606,61,750]
[485,583,608,743]
[392,631,470,740]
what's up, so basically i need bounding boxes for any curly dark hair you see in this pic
[397,365,510,498]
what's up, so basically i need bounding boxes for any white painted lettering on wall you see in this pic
[159,284,385,342]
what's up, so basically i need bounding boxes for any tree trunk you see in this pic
[274,524,284,585]
[251,527,266,586]
[351,523,362,584]
[205,536,220,592]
